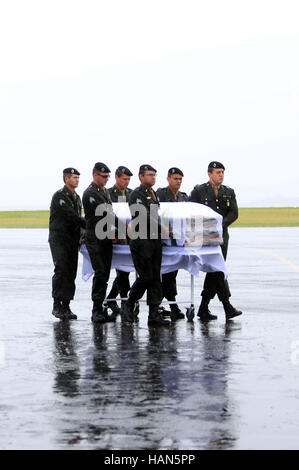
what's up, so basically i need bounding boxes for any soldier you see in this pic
[49,167,86,320]
[106,166,134,316]
[108,166,133,203]
[122,164,170,326]
[190,161,242,321]
[82,162,117,323]
[156,167,188,321]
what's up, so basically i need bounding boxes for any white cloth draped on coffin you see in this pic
[110,201,223,247]
[80,201,227,281]
[80,243,227,281]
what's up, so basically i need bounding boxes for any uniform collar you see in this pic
[91,181,106,191]
[140,184,158,201]
[206,181,223,191]
[113,184,128,195]
[207,181,223,189]
[63,185,77,198]
[140,184,153,193]
[168,186,179,200]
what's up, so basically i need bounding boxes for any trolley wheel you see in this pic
[186,305,195,322]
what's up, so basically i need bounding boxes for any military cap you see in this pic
[93,162,111,173]
[168,167,184,177]
[208,161,225,171]
[139,164,157,174]
[63,167,80,176]
[115,165,133,177]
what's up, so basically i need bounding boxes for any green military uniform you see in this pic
[122,165,169,325]
[106,183,133,311]
[128,184,163,307]
[156,186,189,203]
[108,184,133,203]
[82,164,116,321]
[156,172,189,320]
[49,170,86,318]
[190,161,242,320]
[190,181,238,260]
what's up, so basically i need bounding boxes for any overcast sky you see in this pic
[0,0,298,210]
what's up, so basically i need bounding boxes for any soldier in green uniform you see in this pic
[106,166,133,316]
[122,165,170,326]
[82,162,117,323]
[156,167,188,321]
[190,161,242,321]
[49,167,86,320]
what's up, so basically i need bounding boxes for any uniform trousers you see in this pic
[162,270,178,301]
[85,237,113,304]
[129,239,163,306]
[107,270,130,301]
[202,230,231,300]
[49,240,79,301]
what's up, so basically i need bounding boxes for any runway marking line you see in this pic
[255,249,299,272]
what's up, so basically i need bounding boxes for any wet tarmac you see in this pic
[1,227,299,450]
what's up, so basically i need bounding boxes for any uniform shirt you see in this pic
[156,186,189,202]
[189,182,238,228]
[49,185,85,243]
[82,182,115,238]
[108,185,133,203]
[128,184,161,239]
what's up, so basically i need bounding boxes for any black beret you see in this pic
[115,166,133,177]
[168,167,184,177]
[208,161,225,171]
[139,164,157,174]
[93,162,111,173]
[63,167,80,175]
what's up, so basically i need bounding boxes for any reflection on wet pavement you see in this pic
[51,320,238,450]
[1,228,299,449]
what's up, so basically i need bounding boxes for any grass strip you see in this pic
[0,207,298,228]
[233,207,299,227]
[0,211,50,228]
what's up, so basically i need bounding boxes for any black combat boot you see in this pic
[121,299,135,323]
[170,303,185,321]
[106,310,117,322]
[104,301,119,322]
[108,300,121,316]
[61,301,77,320]
[120,300,138,322]
[52,299,62,318]
[158,306,172,316]
[91,302,107,323]
[222,300,242,320]
[197,297,217,321]
[148,305,171,326]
